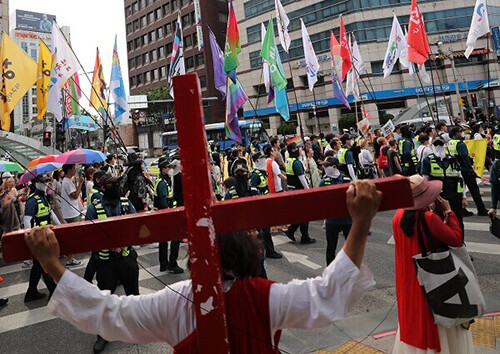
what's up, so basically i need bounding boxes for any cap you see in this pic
[321,156,339,167]
[449,126,463,137]
[99,173,119,186]
[340,134,351,144]
[233,162,249,174]
[159,159,170,170]
[2,171,13,179]
[252,152,264,161]
[432,136,445,146]
[303,136,311,142]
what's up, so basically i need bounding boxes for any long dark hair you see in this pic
[401,210,418,237]
[217,231,263,280]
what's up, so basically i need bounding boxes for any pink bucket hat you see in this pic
[405,174,442,210]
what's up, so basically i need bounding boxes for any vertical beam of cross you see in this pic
[173,74,230,353]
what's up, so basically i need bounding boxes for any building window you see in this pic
[127,23,133,35]
[157,26,164,38]
[129,58,135,69]
[32,107,38,114]
[371,60,399,76]
[142,34,148,45]
[155,7,163,20]
[163,4,171,15]
[186,56,194,70]
[136,55,142,67]
[132,2,139,13]
[21,42,28,53]
[143,53,150,64]
[152,68,158,81]
[133,19,140,31]
[141,16,147,27]
[172,0,179,11]
[184,35,192,48]
[140,0,146,9]
[127,40,133,51]
[182,0,189,7]
[150,49,158,62]
[454,55,482,67]
[166,42,173,54]
[199,75,207,88]
[137,74,143,85]
[134,37,141,48]
[148,12,155,24]
[30,48,37,61]
[195,53,204,67]
[165,22,173,35]
[126,6,132,17]
[160,66,166,78]
[130,76,136,87]
[158,46,165,58]
[219,12,228,23]
[145,71,151,83]
[149,30,156,42]
[182,14,191,27]
[147,0,154,6]
[22,95,29,119]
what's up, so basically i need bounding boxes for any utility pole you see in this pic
[449,54,465,121]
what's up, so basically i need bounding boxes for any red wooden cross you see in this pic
[2,74,413,353]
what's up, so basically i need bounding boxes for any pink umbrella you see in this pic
[55,149,106,165]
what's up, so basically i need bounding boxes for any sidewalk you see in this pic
[318,313,500,354]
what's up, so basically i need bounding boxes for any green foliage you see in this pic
[338,113,357,132]
[380,113,394,126]
[277,122,297,135]
[139,87,170,114]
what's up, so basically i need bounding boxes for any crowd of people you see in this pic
[0,115,495,353]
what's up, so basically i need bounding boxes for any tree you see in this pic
[139,87,171,114]
[338,113,357,132]
[379,113,394,126]
[277,122,297,135]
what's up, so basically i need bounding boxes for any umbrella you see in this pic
[0,161,23,173]
[55,149,106,165]
[27,155,59,169]
[17,162,63,185]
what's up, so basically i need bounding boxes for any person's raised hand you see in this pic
[24,226,65,282]
[79,176,85,185]
[346,180,382,223]
[435,196,451,213]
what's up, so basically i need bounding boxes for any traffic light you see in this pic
[43,131,51,147]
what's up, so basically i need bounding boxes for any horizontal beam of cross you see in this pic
[2,176,411,263]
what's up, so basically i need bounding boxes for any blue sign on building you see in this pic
[244,79,499,118]
[492,27,500,56]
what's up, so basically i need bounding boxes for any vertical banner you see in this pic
[492,27,500,58]
[464,139,488,177]
[193,0,204,51]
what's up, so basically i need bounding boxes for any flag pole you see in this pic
[311,87,321,134]
[286,59,305,137]
[428,49,454,122]
[415,70,438,126]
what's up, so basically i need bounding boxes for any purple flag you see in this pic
[208,27,227,99]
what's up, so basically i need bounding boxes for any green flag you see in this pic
[260,20,287,91]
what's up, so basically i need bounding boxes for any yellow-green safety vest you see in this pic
[254,170,269,194]
[337,148,348,165]
[285,157,297,175]
[447,139,460,156]
[398,138,418,168]
[153,177,177,208]
[33,195,51,227]
[493,134,500,151]
[429,156,463,194]
[95,197,132,260]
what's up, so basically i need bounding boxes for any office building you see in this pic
[234,0,500,134]
[124,0,228,149]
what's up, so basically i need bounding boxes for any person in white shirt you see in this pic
[436,122,450,143]
[416,134,433,163]
[264,144,286,193]
[358,139,378,179]
[60,164,84,266]
[25,180,381,352]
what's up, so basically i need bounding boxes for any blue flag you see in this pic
[110,36,130,124]
[274,46,289,121]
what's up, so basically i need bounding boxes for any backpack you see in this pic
[378,146,389,169]
[133,175,147,199]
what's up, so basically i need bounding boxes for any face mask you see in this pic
[434,145,446,159]
[255,158,266,170]
[35,182,47,193]
[167,169,174,177]
[325,166,340,178]
[103,183,120,201]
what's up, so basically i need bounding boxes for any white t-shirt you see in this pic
[61,177,80,219]
[358,149,374,167]
[271,160,283,192]
[416,144,433,162]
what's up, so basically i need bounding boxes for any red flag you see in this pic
[361,108,372,118]
[339,16,352,81]
[407,0,430,65]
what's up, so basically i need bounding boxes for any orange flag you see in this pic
[407,0,430,65]
[339,15,352,81]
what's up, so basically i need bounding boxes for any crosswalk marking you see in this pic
[0,307,56,334]
[464,222,490,232]
[387,237,500,255]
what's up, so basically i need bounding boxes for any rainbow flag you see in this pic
[225,78,247,143]
[330,32,350,110]
[90,47,107,115]
[223,0,240,83]
[286,135,303,146]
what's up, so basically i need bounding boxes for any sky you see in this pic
[9,0,130,110]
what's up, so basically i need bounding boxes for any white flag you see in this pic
[261,23,271,92]
[300,19,320,92]
[351,35,366,75]
[167,15,185,98]
[346,35,360,101]
[465,0,490,58]
[275,0,290,52]
[418,64,431,84]
[47,22,81,121]
[382,14,406,78]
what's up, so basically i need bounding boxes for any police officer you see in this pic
[154,159,183,274]
[319,157,352,264]
[337,134,357,181]
[422,136,466,236]
[249,152,282,259]
[23,175,58,302]
[448,126,488,216]
[83,170,105,283]
[284,143,316,244]
[492,124,500,160]
[398,125,419,176]
[85,173,139,354]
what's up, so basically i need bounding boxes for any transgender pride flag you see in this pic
[225,78,248,144]
[330,32,350,110]
[167,15,185,98]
